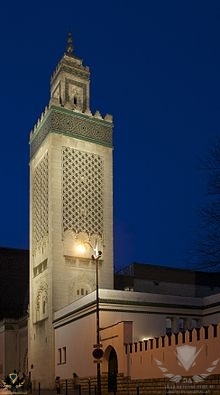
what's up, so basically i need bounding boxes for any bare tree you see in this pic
[194,139,220,271]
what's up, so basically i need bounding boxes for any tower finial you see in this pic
[66,32,73,56]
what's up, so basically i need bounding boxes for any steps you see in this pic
[62,373,220,394]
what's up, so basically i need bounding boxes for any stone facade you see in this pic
[29,35,113,389]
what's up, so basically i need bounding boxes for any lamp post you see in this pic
[87,243,103,395]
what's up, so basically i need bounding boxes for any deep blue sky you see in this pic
[1,1,220,271]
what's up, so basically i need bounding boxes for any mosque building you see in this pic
[1,34,220,393]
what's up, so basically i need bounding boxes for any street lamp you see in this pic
[81,242,103,395]
[92,244,103,395]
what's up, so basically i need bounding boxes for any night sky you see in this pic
[1,1,220,271]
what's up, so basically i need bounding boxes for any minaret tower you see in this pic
[28,34,113,388]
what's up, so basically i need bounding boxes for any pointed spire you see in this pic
[66,32,73,56]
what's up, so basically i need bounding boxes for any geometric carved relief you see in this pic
[66,79,84,111]
[69,272,95,303]
[35,281,48,322]
[32,152,49,251]
[30,110,112,159]
[33,259,48,277]
[62,147,104,236]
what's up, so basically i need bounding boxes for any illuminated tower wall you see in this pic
[28,35,113,388]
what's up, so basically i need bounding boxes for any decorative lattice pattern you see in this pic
[62,147,104,235]
[32,153,49,248]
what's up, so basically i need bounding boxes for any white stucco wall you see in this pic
[54,288,220,380]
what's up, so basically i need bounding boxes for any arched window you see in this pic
[43,300,46,314]
[191,318,199,329]
[178,317,185,332]
[165,317,172,334]
[35,285,48,322]
[76,288,89,297]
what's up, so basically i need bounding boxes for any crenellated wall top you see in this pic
[126,323,220,354]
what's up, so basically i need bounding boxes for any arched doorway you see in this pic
[108,347,118,393]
